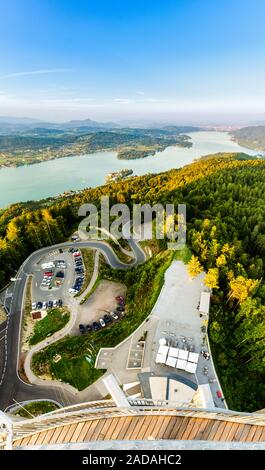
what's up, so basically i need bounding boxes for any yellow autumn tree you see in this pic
[228,276,259,304]
[205,268,219,289]
[216,254,227,267]
[187,255,202,279]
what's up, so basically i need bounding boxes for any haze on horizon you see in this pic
[1,0,265,124]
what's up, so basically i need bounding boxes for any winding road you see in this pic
[0,238,145,411]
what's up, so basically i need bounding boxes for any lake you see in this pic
[0,131,256,208]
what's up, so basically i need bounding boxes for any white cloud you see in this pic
[0,69,73,80]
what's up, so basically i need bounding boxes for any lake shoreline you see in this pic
[0,131,256,209]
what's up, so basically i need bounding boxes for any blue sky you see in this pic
[0,0,265,122]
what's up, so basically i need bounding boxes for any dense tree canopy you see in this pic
[0,152,265,410]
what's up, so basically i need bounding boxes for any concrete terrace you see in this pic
[95,260,225,408]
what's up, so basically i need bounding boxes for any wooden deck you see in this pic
[13,414,265,447]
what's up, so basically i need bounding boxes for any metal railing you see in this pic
[10,401,265,441]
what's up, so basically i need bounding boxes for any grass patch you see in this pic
[14,401,58,418]
[51,356,104,391]
[0,304,7,324]
[32,250,174,390]
[75,248,95,297]
[29,308,70,346]
[173,245,192,264]
[80,254,105,304]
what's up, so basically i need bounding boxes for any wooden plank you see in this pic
[168,417,185,439]
[163,417,180,439]
[49,425,65,444]
[225,423,240,441]
[155,417,172,439]
[258,428,265,442]
[234,424,251,441]
[251,426,263,442]
[177,417,197,440]
[211,421,228,441]
[106,418,127,440]
[188,419,204,440]
[129,416,147,440]
[90,419,108,441]
[108,417,127,440]
[244,425,258,442]
[123,416,141,440]
[77,420,94,442]
[98,418,116,440]
[56,424,72,444]
[181,418,200,440]
[18,436,32,447]
[84,419,100,441]
[136,417,154,440]
[27,432,42,446]
[145,415,166,440]
[206,420,223,441]
[70,422,86,442]
[141,416,161,440]
[190,418,209,440]
[218,422,234,441]
[41,426,58,445]
[198,420,216,440]
[63,423,79,443]
[35,429,50,446]
[118,417,135,440]
[99,416,127,440]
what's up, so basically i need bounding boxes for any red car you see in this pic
[116,295,124,301]
[44,272,53,277]
[73,252,81,257]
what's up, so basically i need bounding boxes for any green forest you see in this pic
[0,151,265,410]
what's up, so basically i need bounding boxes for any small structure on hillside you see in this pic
[199,292,210,316]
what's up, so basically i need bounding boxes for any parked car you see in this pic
[44,272,53,277]
[36,301,42,309]
[69,288,77,294]
[56,271,64,278]
[103,314,112,324]
[116,306,125,312]
[116,295,124,301]
[86,324,92,332]
[92,321,101,331]
[42,301,47,309]
[110,311,119,320]
[58,299,63,307]
[31,302,37,310]
[53,300,58,307]
[99,318,106,328]
[48,300,53,308]
[79,324,86,333]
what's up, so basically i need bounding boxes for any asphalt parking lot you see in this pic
[31,250,76,306]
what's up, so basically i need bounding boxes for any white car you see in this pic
[31,302,37,310]
[68,288,77,294]
[110,311,119,320]
[99,318,106,328]
[53,300,58,307]
[42,301,47,309]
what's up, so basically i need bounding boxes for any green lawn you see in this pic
[51,356,104,391]
[14,401,58,418]
[32,250,174,390]
[29,308,70,345]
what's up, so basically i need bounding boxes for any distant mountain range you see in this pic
[0,116,121,133]
[0,116,204,135]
